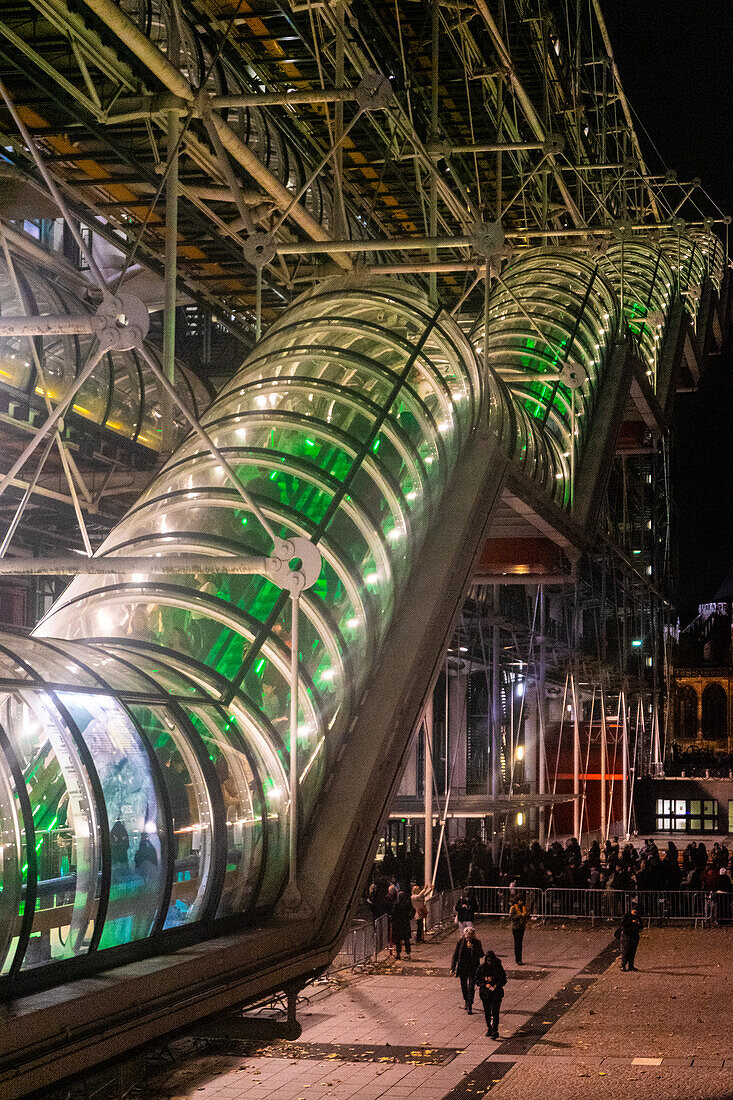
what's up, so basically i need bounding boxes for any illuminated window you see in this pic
[656,798,718,832]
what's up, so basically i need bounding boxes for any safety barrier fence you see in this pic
[330,888,460,972]
[329,882,725,973]
[473,886,721,924]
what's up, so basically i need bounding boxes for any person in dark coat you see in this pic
[455,890,476,932]
[391,891,415,959]
[618,907,642,970]
[450,926,484,1013]
[476,950,507,1038]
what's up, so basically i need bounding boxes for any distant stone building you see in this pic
[672,568,733,765]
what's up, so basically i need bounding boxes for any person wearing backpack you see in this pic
[476,950,507,1038]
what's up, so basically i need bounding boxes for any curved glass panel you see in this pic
[596,240,675,385]
[0,252,202,454]
[476,248,619,505]
[2,691,103,970]
[58,692,167,950]
[657,231,708,324]
[0,729,29,975]
[127,703,215,928]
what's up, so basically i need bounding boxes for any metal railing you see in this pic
[473,887,718,924]
[470,886,544,918]
[330,888,460,973]
[330,883,724,974]
[424,888,462,931]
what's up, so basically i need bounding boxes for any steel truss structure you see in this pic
[0,1,729,1093]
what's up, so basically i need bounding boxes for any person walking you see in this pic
[455,890,476,933]
[508,893,530,965]
[476,950,507,1039]
[714,867,732,924]
[411,883,431,942]
[450,926,484,1013]
[391,891,415,959]
[618,907,642,970]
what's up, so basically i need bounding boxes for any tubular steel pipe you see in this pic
[449,140,546,155]
[0,247,208,455]
[79,0,352,270]
[0,314,103,337]
[0,554,272,575]
[210,87,361,108]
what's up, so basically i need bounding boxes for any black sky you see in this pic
[604,1,733,213]
[603,1,733,624]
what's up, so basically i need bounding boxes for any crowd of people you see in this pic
[364,845,661,1039]
[666,743,733,778]
[368,834,733,898]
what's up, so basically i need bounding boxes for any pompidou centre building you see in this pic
[0,0,727,1091]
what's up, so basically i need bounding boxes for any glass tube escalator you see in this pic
[0,235,719,990]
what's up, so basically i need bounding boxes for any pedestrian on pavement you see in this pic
[508,893,530,965]
[450,926,484,1013]
[411,883,431,942]
[384,883,397,956]
[476,950,507,1039]
[714,867,732,924]
[455,890,476,933]
[618,907,643,970]
[391,890,415,959]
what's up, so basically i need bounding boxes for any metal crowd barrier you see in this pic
[425,887,461,932]
[331,884,720,973]
[543,888,627,921]
[330,889,460,973]
[470,886,544,918]
[329,920,377,971]
[473,887,714,924]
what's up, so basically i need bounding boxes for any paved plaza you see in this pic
[140,921,733,1100]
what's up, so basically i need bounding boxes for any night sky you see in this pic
[604,1,733,624]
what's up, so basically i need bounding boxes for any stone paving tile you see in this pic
[141,924,621,1100]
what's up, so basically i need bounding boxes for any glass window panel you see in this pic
[106,647,207,698]
[105,350,141,441]
[58,692,167,950]
[74,341,111,426]
[0,638,99,688]
[129,704,215,928]
[0,260,33,392]
[2,691,103,970]
[186,706,263,918]
[0,732,28,975]
[50,640,165,696]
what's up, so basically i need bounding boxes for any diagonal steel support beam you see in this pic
[78,0,352,270]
